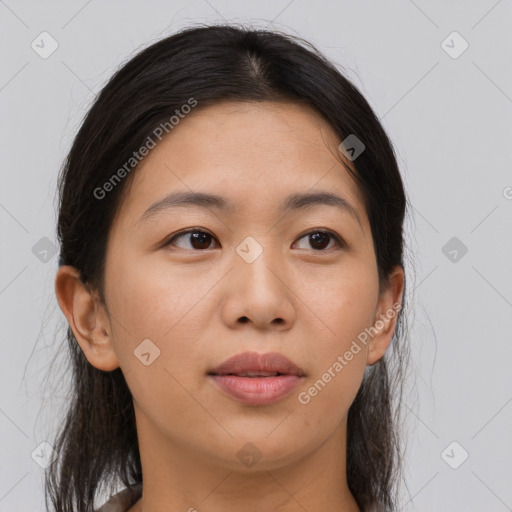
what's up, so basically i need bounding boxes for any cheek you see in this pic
[300,255,379,340]
[108,254,214,337]
[296,258,378,400]
[105,254,219,389]
[297,353,365,431]
[108,260,212,430]
[295,283,373,431]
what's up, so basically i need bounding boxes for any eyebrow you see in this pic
[136,190,362,227]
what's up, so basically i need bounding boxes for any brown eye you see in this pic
[294,230,344,251]
[165,229,218,250]
[164,228,344,252]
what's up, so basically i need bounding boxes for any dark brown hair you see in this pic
[47,22,412,512]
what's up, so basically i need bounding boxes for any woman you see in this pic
[48,23,411,512]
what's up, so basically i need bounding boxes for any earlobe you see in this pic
[54,265,120,372]
[366,265,404,366]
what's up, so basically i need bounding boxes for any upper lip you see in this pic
[208,351,306,377]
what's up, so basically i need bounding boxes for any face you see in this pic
[84,101,397,470]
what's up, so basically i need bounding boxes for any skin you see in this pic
[55,100,404,512]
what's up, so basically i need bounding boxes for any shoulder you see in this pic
[95,483,142,512]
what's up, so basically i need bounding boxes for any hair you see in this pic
[46,22,412,512]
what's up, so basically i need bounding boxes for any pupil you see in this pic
[191,232,211,249]
[310,232,329,250]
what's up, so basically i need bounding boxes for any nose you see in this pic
[220,247,296,331]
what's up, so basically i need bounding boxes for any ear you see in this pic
[54,265,120,371]
[366,265,404,366]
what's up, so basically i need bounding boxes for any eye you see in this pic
[163,228,345,252]
[293,229,345,251]
[164,229,219,251]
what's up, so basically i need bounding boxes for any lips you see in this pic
[207,351,306,406]
[208,351,306,377]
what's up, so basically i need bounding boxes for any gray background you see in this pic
[1,0,511,510]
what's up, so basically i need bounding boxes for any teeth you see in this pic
[237,371,280,377]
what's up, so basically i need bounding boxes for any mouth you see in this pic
[208,351,306,377]
[207,351,306,405]
[208,371,289,377]
[207,373,304,406]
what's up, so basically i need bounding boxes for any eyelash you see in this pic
[163,228,345,252]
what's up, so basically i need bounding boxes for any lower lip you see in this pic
[208,374,303,405]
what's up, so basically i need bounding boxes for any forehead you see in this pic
[116,101,367,228]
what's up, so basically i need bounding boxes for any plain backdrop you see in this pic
[1,1,511,511]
